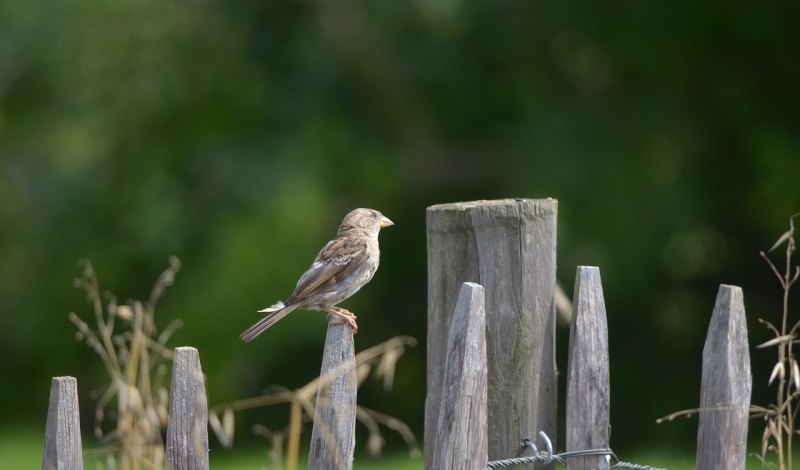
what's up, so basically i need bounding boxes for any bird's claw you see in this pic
[329,307,359,334]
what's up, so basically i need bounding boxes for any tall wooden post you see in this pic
[696,285,751,470]
[426,198,558,466]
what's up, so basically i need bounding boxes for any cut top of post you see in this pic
[427,199,558,230]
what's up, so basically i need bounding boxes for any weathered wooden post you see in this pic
[432,282,488,469]
[308,319,357,470]
[42,376,83,470]
[566,267,610,470]
[167,347,209,470]
[426,198,558,466]
[696,285,751,470]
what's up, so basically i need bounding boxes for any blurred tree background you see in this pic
[1,0,799,462]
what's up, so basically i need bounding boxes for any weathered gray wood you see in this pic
[432,282,488,470]
[696,285,751,470]
[566,267,610,470]
[42,376,83,470]
[167,347,209,470]
[426,200,479,469]
[426,198,558,466]
[308,318,357,470]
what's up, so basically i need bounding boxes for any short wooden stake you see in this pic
[308,319,357,470]
[432,282,488,469]
[696,285,751,470]
[166,347,209,470]
[42,376,83,470]
[566,267,610,470]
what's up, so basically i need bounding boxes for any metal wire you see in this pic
[612,462,667,470]
[485,431,666,470]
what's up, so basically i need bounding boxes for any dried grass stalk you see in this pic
[71,257,182,469]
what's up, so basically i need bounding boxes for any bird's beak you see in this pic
[379,216,394,228]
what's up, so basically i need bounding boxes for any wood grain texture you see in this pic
[166,347,209,470]
[432,282,488,470]
[426,198,558,466]
[696,285,751,470]
[566,267,610,470]
[42,376,83,470]
[308,318,357,470]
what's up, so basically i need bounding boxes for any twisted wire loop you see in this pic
[485,432,666,470]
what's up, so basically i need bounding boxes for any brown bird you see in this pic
[240,208,394,342]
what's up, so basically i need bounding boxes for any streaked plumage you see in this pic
[240,208,393,342]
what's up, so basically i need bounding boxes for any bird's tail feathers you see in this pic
[257,301,285,313]
[240,302,297,342]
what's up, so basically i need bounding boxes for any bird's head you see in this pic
[337,208,394,237]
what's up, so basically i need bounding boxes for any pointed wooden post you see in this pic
[167,347,209,470]
[42,376,83,470]
[432,282,488,469]
[426,198,558,466]
[566,267,610,470]
[696,285,751,470]
[308,320,357,470]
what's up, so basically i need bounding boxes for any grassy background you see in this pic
[4,427,702,469]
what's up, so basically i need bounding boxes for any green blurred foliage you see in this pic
[1,0,799,455]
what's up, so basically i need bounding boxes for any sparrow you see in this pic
[240,208,394,342]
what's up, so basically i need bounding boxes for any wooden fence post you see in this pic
[566,267,610,470]
[696,285,751,470]
[308,319,357,470]
[426,198,558,466]
[42,376,83,470]
[432,282,488,470]
[167,347,209,470]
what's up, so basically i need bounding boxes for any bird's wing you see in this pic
[288,236,368,303]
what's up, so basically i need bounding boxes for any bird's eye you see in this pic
[370,211,378,218]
